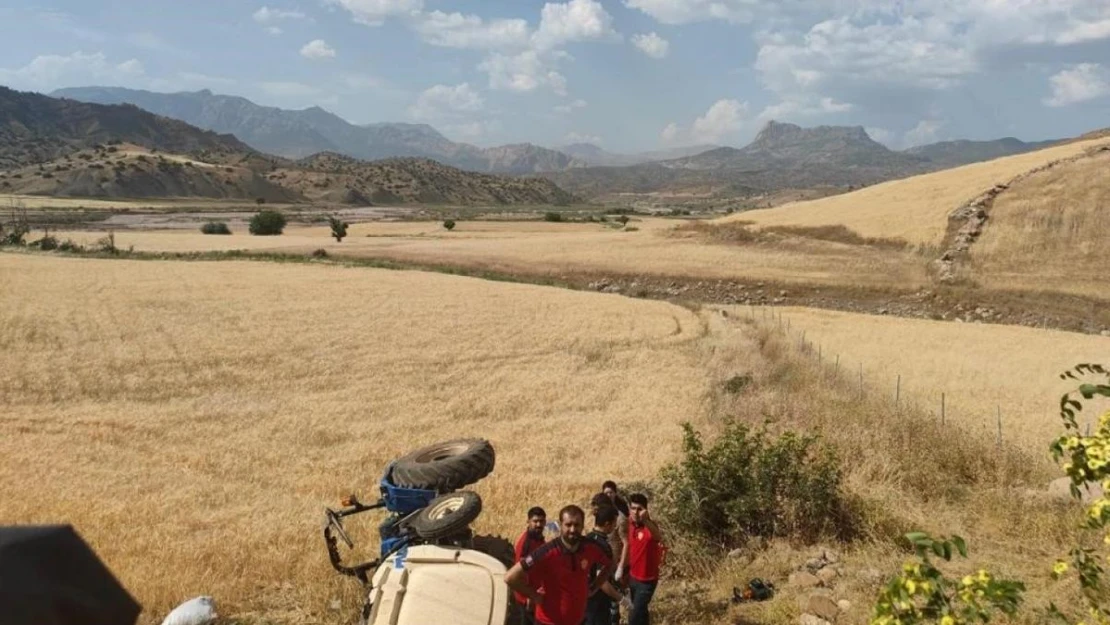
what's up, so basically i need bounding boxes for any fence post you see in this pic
[896,374,901,406]
[997,405,1002,449]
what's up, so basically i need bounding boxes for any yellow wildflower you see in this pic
[940,616,956,625]
[1054,560,1069,576]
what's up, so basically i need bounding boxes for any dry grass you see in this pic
[754,306,1110,453]
[723,137,1110,246]
[0,253,717,623]
[2,252,1103,624]
[53,219,930,289]
[970,148,1110,299]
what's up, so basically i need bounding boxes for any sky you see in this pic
[0,0,1109,153]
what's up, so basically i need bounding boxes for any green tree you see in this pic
[443,219,456,231]
[249,210,287,236]
[328,215,349,242]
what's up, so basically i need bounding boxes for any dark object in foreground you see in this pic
[0,524,141,625]
[732,578,775,603]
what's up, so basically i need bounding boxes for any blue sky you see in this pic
[1,0,1109,152]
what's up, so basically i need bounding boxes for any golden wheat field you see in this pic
[970,148,1110,299]
[0,253,715,623]
[752,306,1110,451]
[57,218,929,289]
[724,137,1110,246]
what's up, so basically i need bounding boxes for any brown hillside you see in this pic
[0,144,298,202]
[0,86,252,169]
[272,152,576,205]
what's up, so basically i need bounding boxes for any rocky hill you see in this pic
[278,152,575,205]
[545,121,934,198]
[0,143,298,201]
[0,88,578,206]
[0,86,252,170]
[904,138,1060,168]
[51,87,585,174]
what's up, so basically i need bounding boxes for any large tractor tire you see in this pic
[471,535,516,569]
[391,439,495,492]
[410,491,482,540]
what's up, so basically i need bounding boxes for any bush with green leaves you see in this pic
[871,533,1025,625]
[869,363,1110,625]
[543,211,563,222]
[443,219,456,231]
[1048,364,1110,624]
[200,221,232,235]
[657,419,858,547]
[249,210,287,236]
[328,215,349,242]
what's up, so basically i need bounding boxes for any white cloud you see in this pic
[300,39,337,59]
[267,26,284,35]
[0,51,146,91]
[692,99,748,142]
[662,99,749,145]
[631,32,669,58]
[533,0,620,50]
[324,0,423,26]
[565,131,602,144]
[409,82,485,120]
[865,126,896,147]
[253,6,306,22]
[478,50,570,94]
[660,122,681,144]
[554,98,588,113]
[623,0,760,25]
[903,119,946,148]
[1044,63,1110,107]
[411,11,530,49]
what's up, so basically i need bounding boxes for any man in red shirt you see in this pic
[512,506,548,624]
[617,493,665,625]
[506,505,614,625]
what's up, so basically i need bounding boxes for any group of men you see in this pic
[504,481,666,625]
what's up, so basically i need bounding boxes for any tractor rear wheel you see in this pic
[391,439,495,492]
[410,491,482,540]
[471,535,516,568]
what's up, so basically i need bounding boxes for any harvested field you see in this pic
[970,148,1110,299]
[724,137,1110,246]
[757,306,1110,452]
[54,219,930,289]
[0,253,713,623]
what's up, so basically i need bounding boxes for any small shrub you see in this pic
[328,215,349,242]
[255,197,266,205]
[249,210,287,236]
[96,232,120,255]
[724,374,752,394]
[543,211,563,222]
[57,239,85,253]
[443,219,456,231]
[617,215,630,225]
[311,248,328,258]
[658,419,858,548]
[201,221,232,235]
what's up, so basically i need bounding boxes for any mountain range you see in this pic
[6,84,1069,203]
[0,87,573,205]
[541,122,1064,198]
[51,87,590,175]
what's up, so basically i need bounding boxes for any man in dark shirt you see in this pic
[513,506,548,624]
[585,505,632,625]
[506,505,614,625]
[617,494,665,625]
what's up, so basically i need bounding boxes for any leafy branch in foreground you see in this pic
[871,532,1024,625]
